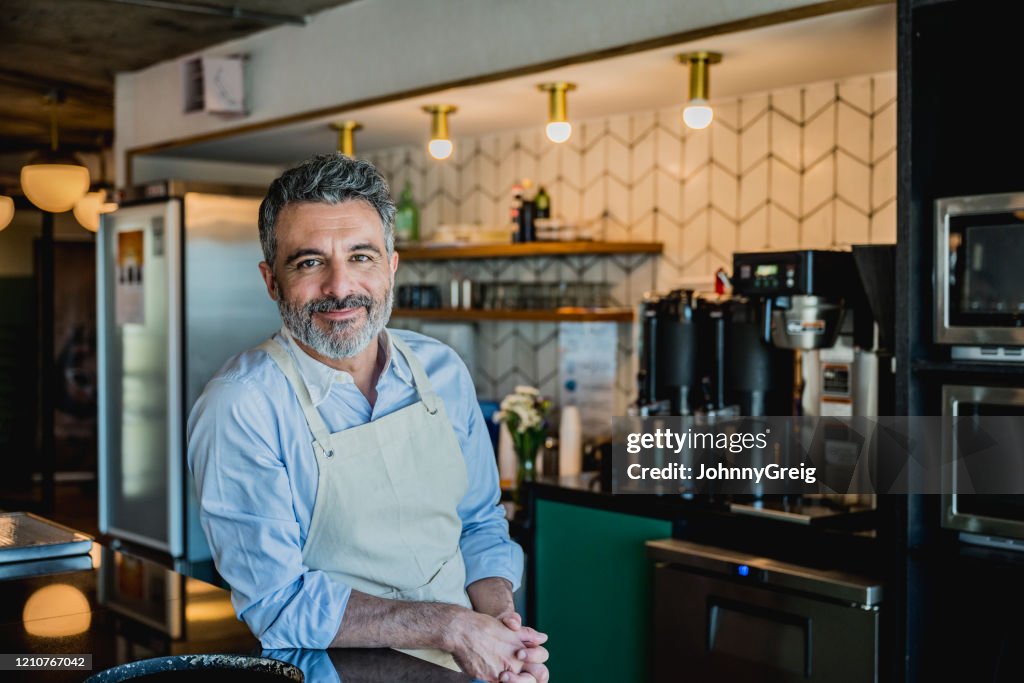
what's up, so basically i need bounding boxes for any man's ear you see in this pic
[258,261,279,301]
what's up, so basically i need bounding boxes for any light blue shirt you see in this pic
[187,326,523,650]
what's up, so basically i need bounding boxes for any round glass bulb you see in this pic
[20,163,90,213]
[545,121,572,143]
[0,195,14,231]
[428,138,454,160]
[682,99,714,130]
[74,190,111,232]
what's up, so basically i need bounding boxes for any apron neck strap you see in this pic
[257,338,333,446]
[390,334,441,414]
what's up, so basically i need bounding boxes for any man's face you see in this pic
[258,200,398,360]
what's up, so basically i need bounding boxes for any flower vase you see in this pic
[515,448,536,500]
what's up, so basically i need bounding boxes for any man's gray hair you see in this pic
[258,153,396,266]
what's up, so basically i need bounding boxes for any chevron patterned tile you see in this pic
[873,100,897,164]
[837,150,871,214]
[683,126,710,177]
[740,113,770,174]
[802,154,834,215]
[835,199,870,246]
[804,101,836,165]
[711,121,739,175]
[769,203,800,249]
[741,94,770,127]
[739,204,769,251]
[839,78,873,114]
[801,200,834,247]
[872,152,897,210]
[804,81,837,120]
[710,165,739,221]
[871,200,897,243]
[740,158,769,218]
[769,110,802,169]
[837,101,871,163]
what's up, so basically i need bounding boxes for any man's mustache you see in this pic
[305,294,374,314]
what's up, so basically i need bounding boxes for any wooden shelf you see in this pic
[397,241,662,261]
[392,307,634,322]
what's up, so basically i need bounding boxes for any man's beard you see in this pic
[277,286,393,360]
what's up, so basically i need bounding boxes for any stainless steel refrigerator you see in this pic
[97,180,281,566]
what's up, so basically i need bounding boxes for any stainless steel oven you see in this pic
[942,384,1024,546]
[935,192,1024,361]
[647,538,881,683]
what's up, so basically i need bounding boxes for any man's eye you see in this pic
[351,254,372,262]
[297,259,321,269]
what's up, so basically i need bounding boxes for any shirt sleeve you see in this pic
[187,377,350,649]
[447,359,525,592]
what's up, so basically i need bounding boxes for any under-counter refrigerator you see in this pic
[97,181,281,565]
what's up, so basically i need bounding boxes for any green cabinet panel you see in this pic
[534,499,671,683]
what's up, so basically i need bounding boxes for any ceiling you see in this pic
[150,3,896,166]
[0,0,354,155]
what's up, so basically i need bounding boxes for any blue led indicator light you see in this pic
[737,565,750,577]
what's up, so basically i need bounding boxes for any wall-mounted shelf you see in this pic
[392,307,634,322]
[398,241,662,261]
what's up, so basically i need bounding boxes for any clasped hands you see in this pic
[445,607,550,683]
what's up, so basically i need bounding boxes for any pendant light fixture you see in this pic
[677,51,723,130]
[423,105,456,160]
[73,189,118,232]
[20,90,91,213]
[538,82,577,143]
[0,194,13,231]
[331,120,362,157]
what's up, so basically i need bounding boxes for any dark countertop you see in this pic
[0,541,471,682]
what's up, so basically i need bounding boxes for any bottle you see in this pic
[395,181,419,244]
[517,200,536,243]
[510,183,523,227]
[535,186,551,218]
[558,405,582,477]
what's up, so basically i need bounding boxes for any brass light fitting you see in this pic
[677,51,723,130]
[330,120,362,157]
[423,105,457,160]
[537,82,577,143]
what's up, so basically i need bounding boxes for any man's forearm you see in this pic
[329,590,461,650]
[466,577,514,618]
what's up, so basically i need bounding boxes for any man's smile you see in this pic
[317,307,365,321]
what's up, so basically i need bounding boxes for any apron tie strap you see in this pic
[390,335,442,415]
[257,339,334,455]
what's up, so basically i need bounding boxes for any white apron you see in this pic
[258,334,472,670]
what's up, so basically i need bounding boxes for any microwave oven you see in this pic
[941,384,1024,548]
[935,192,1024,361]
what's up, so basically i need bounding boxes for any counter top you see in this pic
[0,541,470,682]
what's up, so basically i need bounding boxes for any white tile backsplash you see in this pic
[369,72,897,414]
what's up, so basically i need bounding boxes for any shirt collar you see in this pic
[277,326,412,407]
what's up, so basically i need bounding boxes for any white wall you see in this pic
[114,0,826,185]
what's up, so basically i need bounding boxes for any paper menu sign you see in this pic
[115,229,145,326]
[558,322,617,439]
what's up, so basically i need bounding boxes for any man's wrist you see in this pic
[438,603,470,652]
[467,576,515,618]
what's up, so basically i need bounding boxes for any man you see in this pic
[187,153,549,683]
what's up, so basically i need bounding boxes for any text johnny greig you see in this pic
[624,427,817,484]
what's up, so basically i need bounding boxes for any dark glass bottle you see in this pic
[535,186,551,218]
[517,200,536,242]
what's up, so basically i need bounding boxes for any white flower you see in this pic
[515,385,540,396]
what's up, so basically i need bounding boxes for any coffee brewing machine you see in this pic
[635,247,895,522]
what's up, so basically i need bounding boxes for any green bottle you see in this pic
[535,186,551,218]
[395,181,419,243]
